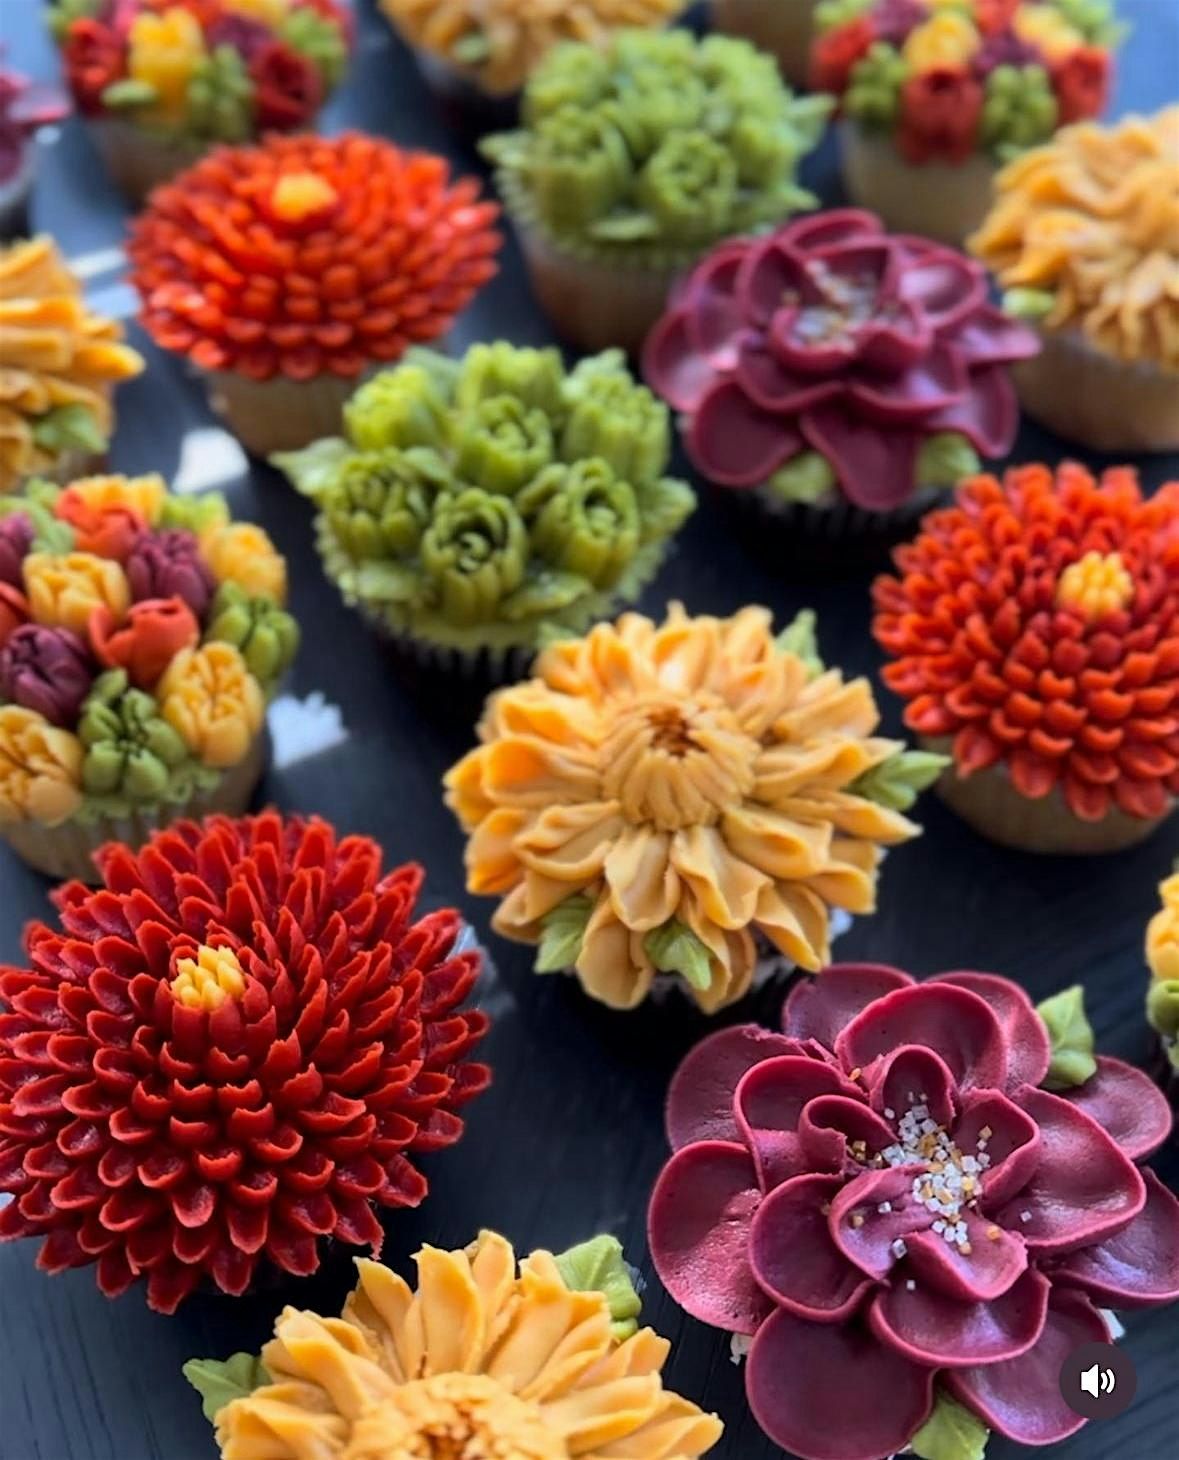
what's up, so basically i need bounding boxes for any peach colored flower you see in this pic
[23,550,130,637]
[62,473,167,527]
[158,641,263,768]
[202,523,287,605]
[0,705,83,826]
[54,486,144,561]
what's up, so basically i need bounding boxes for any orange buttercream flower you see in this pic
[0,583,29,648]
[873,463,1179,824]
[128,132,501,383]
[23,550,130,637]
[60,472,167,526]
[158,640,264,768]
[0,705,83,825]
[90,596,200,689]
[201,522,287,604]
[54,485,145,561]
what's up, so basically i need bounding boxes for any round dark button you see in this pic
[1059,1341,1137,1421]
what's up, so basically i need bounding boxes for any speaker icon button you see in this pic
[1059,1341,1137,1420]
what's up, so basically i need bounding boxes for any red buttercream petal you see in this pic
[927,972,1050,1090]
[664,1023,797,1150]
[687,379,803,488]
[686,241,749,362]
[646,1139,770,1335]
[1053,1055,1173,1161]
[734,1055,862,1190]
[925,363,1019,457]
[864,1045,958,1127]
[904,1210,1028,1301]
[852,299,933,374]
[835,983,1008,1092]
[829,1165,936,1280]
[746,1308,935,1460]
[736,237,817,327]
[769,306,861,374]
[735,334,843,414]
[954,1089,1041,1211]
[750,1171,873,1320]
[798,1094,896,1171]
[847,342,967,424]
[782,962,915,1048]
[800,402,923,510]
[898,253,986,330]
[870,1265,1048,1367]
[946,1289,1108,1445]
[641,306,716,414]
[1050,1169,1179,1307]
[952,305,1041,366]
[995,1086,1146,1254]
[781,209,884,253]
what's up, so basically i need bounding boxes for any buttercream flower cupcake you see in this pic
[128,131,500,456]
[0,237,144,493]
[49,0,353,202]
[643,210,1037,545]
[713,0,820,90]
[811,0,1122,243]
[648,963,1179,1460]
[482,28,831,353]
[0,810,490,1310]
[873,462,1179,854]
[970,105,1179,452]
[0,65,68,238]
[275,344,695,678]
[184,1230,721,1456]
[0,472,296,880]
[445,602,944,1011]
[1147,868,1179,1102]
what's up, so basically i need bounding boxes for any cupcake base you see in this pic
[0,732,268,883]
[924,737,1174,854]
[88,119,206,205]
[839,123,997,246]
[713,0,818,90]
[205,369,367,456]
[412,47,519,134]
[1013,330,1179,453]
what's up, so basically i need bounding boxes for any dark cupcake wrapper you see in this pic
[411,46,520,134]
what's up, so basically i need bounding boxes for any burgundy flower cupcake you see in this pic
[648,963,1179,1460]
[643,210,1038,545]
[0,811,491,1312]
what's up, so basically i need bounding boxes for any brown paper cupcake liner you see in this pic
[713,0,818,90]
[412,46,519,133]
[204,368,370,456]
[719,480,943,566]
[88,118,207,205]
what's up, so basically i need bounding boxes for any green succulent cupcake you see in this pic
[481,29,831,353]
[274,344,695,678]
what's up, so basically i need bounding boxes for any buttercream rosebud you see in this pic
[637,132,739,243]
[455,343,566,419]
[455,395,554,495]
[522,459,640,588]
[125,530,216,619]
[561,356,669,487]
[90,596,201,690]
[345,365,451,452]
[0,704,83,826]
[0,585,30,650]
[203,522,288,605]
[77,669,190,801]
[23,551,130,637]
[528,110,633,228]
[158,641,264,769]
[420,489,528,626]
[204,583,300,687]
[54,485,145,561]
[0,623,94,726]
[63,473,167,527]
[0,513,34,588]
[324,448,444,560]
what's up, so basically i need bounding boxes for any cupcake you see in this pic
[49,0,353,203]
[970,106,1179,452]
[0,237,144,493]
[713,0,820,90]
[444,602,944,1011]
[643,209,1038,545]
[0,810,491,1311]
[872,462,1179,855]
[184,1230,721,1455]
[0,472,297,880]
[274,344,695,677]
[380,0,685,127]
[128,131,501,456]
[647,963,1179,1460]
[0,65,68,238]
[1147,868,1179,1100]
[482,28,831,354]
[811,0,1121,244]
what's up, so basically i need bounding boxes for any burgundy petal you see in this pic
[995,1087,1145,1254]
[750,1172,872,1321]
[798,1094,896,1172]
[954,1089,1041,1211]
[747,1308,935,1460]
[925,363,1019,457]
[847,343,967,424]
[864,1045,958,1127]
[829,1165,936,1280]
[687,379,803,488]
[735,334,842,414]
[736,237,818,327]
[1053,1055,1173,1162]
[735,1055,862,1190]
[898,254,986,330]
[946,1289,1109,1445]
[904,1211,1028,1301]
[800,402,923,511]
[870,1266,1048,1367]
[780,209,884,254]
[852,300,932,374]
[686,241,749,364]
[642,306,716,413]
[952,304,1040,366]
[928,972,1050,1090]
[769,306,861,374]
[811,239,898,300]
[665,1023,798,1151]
[835,983,1008,1093]
[782,962,914,1048]
[1051,1170,1179,1308]
[646,1139,770,1334]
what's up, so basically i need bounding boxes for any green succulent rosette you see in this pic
[981,65,1060,160]
[273,345,695,660]
[185,46,254,145]
[483,30,830,267]
[204,583,300,688]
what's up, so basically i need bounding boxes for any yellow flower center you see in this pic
[599,693,758,832]
[270,171,340,226]
[171,944,247,1010]
[1056,550,1134,620]
[342,1373,566,1460]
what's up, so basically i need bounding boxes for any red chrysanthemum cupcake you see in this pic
[128,131,501,455]
[872,463,1179,853]
[0,811,491,1312]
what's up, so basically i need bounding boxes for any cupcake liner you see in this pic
[923,735,1174,855]
[720,479,945,565]
[0,731,269,883]
[1013,329,1179,453]
[88,118,207,206]
[713,0,818,90]
[839,121,997,246]
[412,46,519,134]
[204,368,370,456]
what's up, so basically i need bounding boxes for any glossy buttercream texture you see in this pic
[445,603,941,1010]
[648,964,1179,1460]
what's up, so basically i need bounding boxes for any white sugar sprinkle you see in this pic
[878,1201,893,1214]
[890,1238,908,1260]
[905,1279,917,1291]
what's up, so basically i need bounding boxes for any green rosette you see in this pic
[204,583,300,688]
[454,396,554,495]
[186,46,254,143]
[323,447,447,560]
[635,132,738,246]
[524,110,634,231]
[845,43,911,131]
[77,670,207,810]
[981,65,1059,160]
[520,458,640,590]
[561,352,668,487]
[280,5,350,91]
[455,343,566,420]
[420,489,529,626]
[344,365,451,453]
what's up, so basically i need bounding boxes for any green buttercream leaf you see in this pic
[553,1235,642,1342]
[910,1389,989,1460]
[499,569,589,621]
[851,750,949,812]
[183,1354,270,1426]
[535,621,581,651]
[100,79,158,110]
[1147,979,1179,1043]
[159,491,229,536]
[272,438,353,501]
[535,895,594,973]
[767,451,836,506]
[1036,986,1097,1090]
[345,367,452,453]
[1002,287,1056,321]
[350,560,420,604]
[450,31,492,66]
[644,919,713,993]
[31,403,106,455]
[775,609,823,677]
[634,477,695,540]
[914,434,980,490]
[588,212,660,242]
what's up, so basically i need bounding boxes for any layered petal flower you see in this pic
[157,641,263,768]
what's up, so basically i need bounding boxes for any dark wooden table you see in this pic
[2,2,1177,1457]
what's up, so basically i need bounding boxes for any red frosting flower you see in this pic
[809,16,877,95]
[90,596,200,689]
[62,19,126,116]
[248,39,322,131]
[976,0,1021,37]
[55,486,144,562]
[0,813,491,1312]
[0,584,29,650]
[643,210,1038,510]
[1053,44,1111,125]
[648,963,1179,1460]
[873,463,1179,822]
[128,132,501,382]
[898,67,985,164]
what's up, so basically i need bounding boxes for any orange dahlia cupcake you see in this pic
[873,463,1179,854]
[128,131,501,455]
